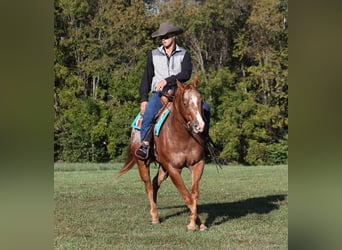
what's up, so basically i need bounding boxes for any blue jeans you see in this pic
[140,92,211,142]
[140,92,163,141]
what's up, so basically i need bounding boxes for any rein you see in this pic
[172,90,204,144]
[160,91,174,102]
[172,91,193,132]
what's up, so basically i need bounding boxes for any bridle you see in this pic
[173,86,204,135]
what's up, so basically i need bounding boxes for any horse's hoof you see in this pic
[199,224,208,231]
[186,225,196,232]
[151,219,160,225]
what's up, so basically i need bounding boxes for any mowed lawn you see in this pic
[54,164,288,249]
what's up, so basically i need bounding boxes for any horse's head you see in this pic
[175,77,205,134]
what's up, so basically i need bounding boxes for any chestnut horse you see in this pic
[116,77,207,231]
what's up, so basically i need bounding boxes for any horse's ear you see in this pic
[177,80,184,90]
[193,76,199,89]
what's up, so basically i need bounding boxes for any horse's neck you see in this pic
[167,108,191,138]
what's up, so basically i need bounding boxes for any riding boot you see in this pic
[135,127,153,160]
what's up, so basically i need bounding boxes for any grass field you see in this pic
[54,163,288,249]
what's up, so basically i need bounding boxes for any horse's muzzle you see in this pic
[189,120,205,134]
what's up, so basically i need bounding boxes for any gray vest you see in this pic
[151,45,187,91]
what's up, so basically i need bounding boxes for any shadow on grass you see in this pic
[160,194,287,227]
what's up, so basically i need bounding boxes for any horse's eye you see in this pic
[183,103,188,108]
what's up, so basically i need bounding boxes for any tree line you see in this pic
[54,0,288,165]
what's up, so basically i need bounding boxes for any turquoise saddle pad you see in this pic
[131,109,171,136]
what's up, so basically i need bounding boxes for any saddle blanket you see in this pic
[131,108,171,136]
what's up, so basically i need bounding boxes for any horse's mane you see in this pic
[172,77,200,123]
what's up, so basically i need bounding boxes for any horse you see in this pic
[116,77,207,231]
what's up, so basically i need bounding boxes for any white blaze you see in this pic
[191,95,205,132]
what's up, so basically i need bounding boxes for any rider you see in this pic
[135,22,212,160]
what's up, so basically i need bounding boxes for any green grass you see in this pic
[54,164,288,249]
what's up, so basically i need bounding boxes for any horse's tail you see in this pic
[116,144,136,179]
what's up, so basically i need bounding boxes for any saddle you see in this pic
[131,90,174,136]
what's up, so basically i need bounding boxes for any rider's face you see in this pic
[161,34,175,48]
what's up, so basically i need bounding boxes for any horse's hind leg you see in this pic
[151,165,169,222]
[136,160,159,224]
[152,165,169,203]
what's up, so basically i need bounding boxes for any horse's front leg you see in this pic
[166,167,199,231]
[136,160,159,224]
[191,160,207,231]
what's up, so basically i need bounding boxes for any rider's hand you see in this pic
[140,101,148,115]
[155,79,167,92]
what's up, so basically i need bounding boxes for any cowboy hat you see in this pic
[151,22,184,38]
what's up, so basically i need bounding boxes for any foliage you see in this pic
[265,138,288,165]
[54,0,288,165]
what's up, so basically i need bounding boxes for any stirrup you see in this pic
[135,141,150,160]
